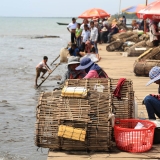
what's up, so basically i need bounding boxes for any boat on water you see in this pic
[57,22,68,25]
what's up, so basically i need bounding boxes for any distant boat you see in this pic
[57,22,68,25]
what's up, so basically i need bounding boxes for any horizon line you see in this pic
[0,16,77,18]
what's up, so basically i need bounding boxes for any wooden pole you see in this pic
[144,0,148,34]
[50,55,60,66]
[37,63,60,88]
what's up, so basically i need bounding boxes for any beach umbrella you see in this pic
[122,4,146,15]
[78,8,110,19]
[138,0,160,19]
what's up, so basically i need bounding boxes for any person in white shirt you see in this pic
[67,18,77,43]
[90,21,98,53]
[35,56,51,87]
[81,24,90,51]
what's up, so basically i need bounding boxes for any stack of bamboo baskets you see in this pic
[134,46,160,76]
[35,78,134,151]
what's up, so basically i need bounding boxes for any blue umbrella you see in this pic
[122,4,145,14]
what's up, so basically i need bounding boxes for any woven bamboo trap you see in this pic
[137,46,160,61]
[106,41,123,52]
[134,60,160,76]
[35,78,134,151]
[133,46,160,76]
[112,32,134,40]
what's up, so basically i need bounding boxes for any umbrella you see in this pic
[138,0,160,19]
[78,8,110,19]
[122,4,145,14]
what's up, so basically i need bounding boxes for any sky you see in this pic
[0,0,156,17]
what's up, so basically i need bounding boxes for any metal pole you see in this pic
[144,0,148,33]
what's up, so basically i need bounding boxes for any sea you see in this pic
[0,17,77,160]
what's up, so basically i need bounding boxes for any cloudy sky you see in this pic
[0,0,155,17]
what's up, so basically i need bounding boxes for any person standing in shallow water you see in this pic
[67,18,77,43]
[35,56,51,87]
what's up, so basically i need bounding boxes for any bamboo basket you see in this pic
[123,33,139,43]
[106,41,123,52]
[134,60,160,76]
[109,79,134,119]
[112,32,134,40]
[146,40,154,47]
[35,78,134,151]
[137,46,160,61]
[139,34,149,41]
[127,40,148,57]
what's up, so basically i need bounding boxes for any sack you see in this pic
[61,86,88,98]
[58,125,86,141]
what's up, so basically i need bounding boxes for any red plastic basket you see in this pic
[114,119,156,153]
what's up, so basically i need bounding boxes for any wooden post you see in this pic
[144,0,148,34]
[50,55,60,66]
[37,63,60,88]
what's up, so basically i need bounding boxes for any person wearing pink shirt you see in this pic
[76,57,108,79]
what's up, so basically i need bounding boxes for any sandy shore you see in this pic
[47,44,159,160]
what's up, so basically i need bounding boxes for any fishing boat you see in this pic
[57,22,68,25]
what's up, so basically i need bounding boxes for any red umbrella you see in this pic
[78,8,110,19]
[138,0,160,19]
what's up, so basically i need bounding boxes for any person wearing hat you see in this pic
[76,57,108,79]
[58,56,86,85]
[107,19,119,43]
[67,18,77,43]
[144,66,160,119]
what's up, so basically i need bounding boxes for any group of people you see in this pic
[34,16,160,120]
[66,17,124,60]
[59,56,108,85]
[35,56,160,121]
[66,17,128,63]
[35,56,108,87]
[131,19,160,47]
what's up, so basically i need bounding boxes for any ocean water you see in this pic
[0,17,75,160]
